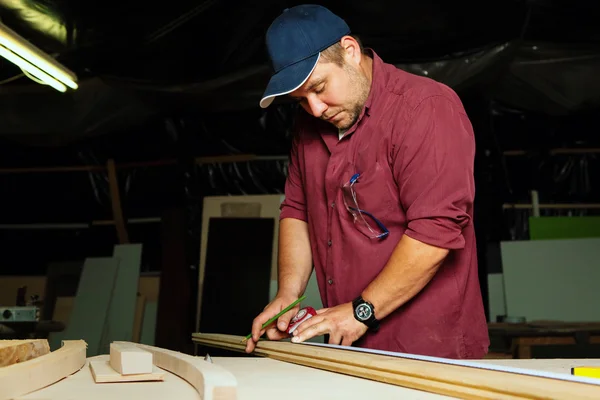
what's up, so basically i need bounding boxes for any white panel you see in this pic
[487,273,506,322]
[500,238,600,322]
[196,195,284,334]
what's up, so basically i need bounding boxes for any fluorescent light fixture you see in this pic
[0,21,78,92]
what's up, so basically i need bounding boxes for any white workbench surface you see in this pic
[16,355,600,400]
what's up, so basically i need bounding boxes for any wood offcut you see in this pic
[0,340,87,400]
[109,342,153,375]
[193,333,600,400]
[0,339,50,367]
[115,341,237,400]
[89,360,165,383]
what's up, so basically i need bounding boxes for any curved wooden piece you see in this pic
[0,339,50,367]
[0,340,87,400]
[193,333,600,400]
[115,342,237,400]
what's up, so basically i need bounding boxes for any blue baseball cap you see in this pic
[259,5,351,108]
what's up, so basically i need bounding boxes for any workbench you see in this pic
[10,354,600,400]
[8,338,600,400]
[488,322,600,359]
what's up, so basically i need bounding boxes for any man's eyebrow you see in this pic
[306,78,325,91]
[289,78,325,100]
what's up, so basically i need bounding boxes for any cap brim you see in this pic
[259,53,320,108]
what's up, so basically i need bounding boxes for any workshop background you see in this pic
[1,0,599,359]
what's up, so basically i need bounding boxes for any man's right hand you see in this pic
[245,294,300,353]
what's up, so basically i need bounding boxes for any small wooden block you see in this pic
[109,342,153,375]
[90,360,165,383]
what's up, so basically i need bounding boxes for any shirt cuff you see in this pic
[404,218,466,250]
[279,205,308,222]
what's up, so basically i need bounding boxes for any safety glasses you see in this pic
[341,173,389,239]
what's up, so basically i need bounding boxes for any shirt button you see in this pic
[331,202,335,208]
[327,240,332,246]
[328,279,334,285]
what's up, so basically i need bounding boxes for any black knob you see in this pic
[2,309,12,319]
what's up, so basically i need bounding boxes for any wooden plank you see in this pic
[0,340,86,400]
[132,294,146,343]
[89,360,164,383]
[215,357,452,399]
[115,341,237,400]
[109,342,153,375]
[155,208,193,354]
[107,158,129,244]
[51,257,119,355]
[100,243,142,352]
[0,340,50,367]
[140,301,157,345]
[193,333,600,400]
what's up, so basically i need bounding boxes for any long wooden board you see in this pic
[0,340,86,400]
[0,340,50,367]
[115,341,237,400]
[192,333,600,400]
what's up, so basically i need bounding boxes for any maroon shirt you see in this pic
[279,50,490,359]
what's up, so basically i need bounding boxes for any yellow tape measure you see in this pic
[571,366,600,379]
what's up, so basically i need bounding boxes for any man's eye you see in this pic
[315,85,325,94]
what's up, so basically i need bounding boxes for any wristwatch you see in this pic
[352,296,380,332]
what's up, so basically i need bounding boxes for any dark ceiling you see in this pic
[0,0,599,142]
[0,0,599,276]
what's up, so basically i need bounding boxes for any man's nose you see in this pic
[307,96,327,118]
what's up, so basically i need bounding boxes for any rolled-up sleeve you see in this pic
[280,132,308,222]
[392,95,475,249]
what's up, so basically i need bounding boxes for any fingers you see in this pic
[265,326,290,341]
[292,315,324,337]
[292,317,329,343]
[248,297,301,351]
[251,313,271,342]
[244,338,256,353]
[328,333,343,345]
[275,306,299,332]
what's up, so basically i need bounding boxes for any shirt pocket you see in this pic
[340,161,395,240]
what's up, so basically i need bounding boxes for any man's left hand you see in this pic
[290,302,368,346]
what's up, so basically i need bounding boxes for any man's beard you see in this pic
[327,62,371,131]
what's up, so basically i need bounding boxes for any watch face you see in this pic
[355,303,372,321]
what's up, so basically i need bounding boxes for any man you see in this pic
[245,4,490,359]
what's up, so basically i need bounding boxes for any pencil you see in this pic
[241,295,307,343]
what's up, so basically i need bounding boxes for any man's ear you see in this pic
[339,35,361,64]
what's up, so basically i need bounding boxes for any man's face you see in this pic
[289,56,371,131]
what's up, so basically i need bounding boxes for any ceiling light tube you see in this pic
[0,21,77,90]
[0,45,67,92]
